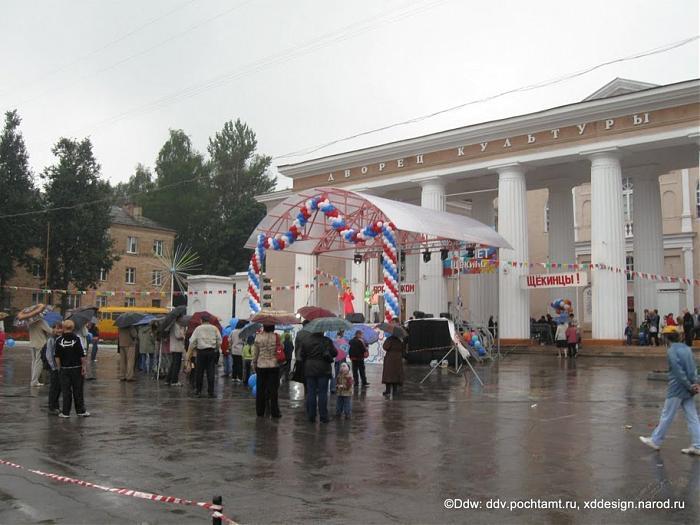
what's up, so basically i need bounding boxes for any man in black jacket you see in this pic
[348,330,369,388]
[682,309,695,347]
[54,320,89,418]
[301,332,336,423]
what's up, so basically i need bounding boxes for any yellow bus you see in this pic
[97,306,169,340]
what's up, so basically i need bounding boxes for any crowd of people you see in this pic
[630,308,699,347]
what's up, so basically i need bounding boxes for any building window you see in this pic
[99,268,107,281]
[96,296,108,308]
[544,202,550,233]
[153,239,164,256]
[32,263,42,278]
[622,177,633,238]
[151,299,161,308]
[152,270,162,287]
[127,236,138,254]
[31,292,46,304]
[625,255,634,282]
[125,267,136,284]
[124,298,136,307]
[66,294,81,309]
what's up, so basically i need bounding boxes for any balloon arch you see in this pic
[248,194,401,321]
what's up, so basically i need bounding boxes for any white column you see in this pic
[631,168,664,314]
[547,183,576,305]
[495,164,530,338]
[683,247,695,311]
[681,168,693,233]
[418,178,448,316]
[294,254,317,311]
[468,194,497,326]
[587,150,626,339]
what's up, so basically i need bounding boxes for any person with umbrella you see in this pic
[186,314,221,397]
[251,324,283,418]
[24,306,53,387]
[117,321,139,382]
[167,314,186,386]
[348,330,370,389]
[301,323,338,423]
[381,322,406,398]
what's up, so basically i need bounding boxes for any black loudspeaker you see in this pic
[346,313,365,323]
[424,313,434,318]
[413,310,426,319]
[405,319,453,363]
[439,312,452,320]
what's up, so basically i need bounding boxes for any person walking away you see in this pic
[640,330,700,455]
[281,331,294,384]
[167,319,186,386]
[382,334,405,398]
[335,362,353,418]
[221,332,232,378]
[565,322,578,358]
[555,321,568,357]
[348,330,369,388]
[252,325,282,418]
[137,323,155,374]
[118,325,138,381]
[649,309,661,347]
[624,319,634,346]
[54,320,89,418]
[292,320,311,394]
[28,318,52,387]
[87,322,99,362]
[44,322,64,415]
[230,327,244,383]
[302,331,336,423]
[186,314,221,397]
[682,309,694,347]
[242,335,254,384]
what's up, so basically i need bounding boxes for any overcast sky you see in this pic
[1,0,698,190]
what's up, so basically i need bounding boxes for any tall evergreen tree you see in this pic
[0,110,39,309]
[42,138,117,312]
[206,119,274,274]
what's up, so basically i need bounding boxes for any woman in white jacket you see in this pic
[555,322,568,358]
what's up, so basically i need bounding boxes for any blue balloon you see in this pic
[247,373,257,389]
[222,326,233,337]
[477,347,486,356]
[252,386,257,397]
[5,338,16,348]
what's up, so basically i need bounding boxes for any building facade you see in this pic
[256,78,699,342]
[4,205,175,311]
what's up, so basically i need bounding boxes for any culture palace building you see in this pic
[255,78,700,342]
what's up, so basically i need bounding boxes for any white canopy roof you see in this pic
[245,187,511,258]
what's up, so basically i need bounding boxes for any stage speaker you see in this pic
[346,313,365,323]
[405,319,453,363]
[439,312,452,320]
[424,313,434,318]
[413,310,426,319]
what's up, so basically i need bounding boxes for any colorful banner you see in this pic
[443,246,498,276]
[522,272,588,289]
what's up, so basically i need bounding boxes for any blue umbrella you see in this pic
[43,311,63,328]
[350,324,379,344]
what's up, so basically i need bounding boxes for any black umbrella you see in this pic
[66,306,98,330]
[115,312,146,328]
[377,322,408,340]
[158,305,187,335]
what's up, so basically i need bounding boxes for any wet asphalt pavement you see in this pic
[0,345,698,525]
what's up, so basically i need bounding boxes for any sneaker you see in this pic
[58,413,70,418]
[640,436,660,451]
[49,408,60,415]
[171,382,183,387]
[77,412,91,417]
[30,382,44,387]
[362,383,370,387]
[681,447,700,456]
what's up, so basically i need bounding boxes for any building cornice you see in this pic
[279,79,700,179]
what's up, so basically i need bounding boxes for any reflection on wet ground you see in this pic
[0,348,698,524]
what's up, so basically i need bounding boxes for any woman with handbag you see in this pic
[252,324,283,418]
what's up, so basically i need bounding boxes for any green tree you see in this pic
[144,129,212,258]
[113,163,155,204]
[206,119,274,274]
[0,110,40,309]
[42,138,117,312]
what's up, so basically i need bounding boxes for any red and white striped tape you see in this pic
[0,458,238,524]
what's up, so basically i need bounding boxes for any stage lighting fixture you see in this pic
[440,248,449,261]
[353,253,363,264]
[422,250,431,263]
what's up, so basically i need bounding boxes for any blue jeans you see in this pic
[651,396,700,448]
[90,341,98,361]
[223,354,232,376]
[336,396,351,416]
[306,376,330,422]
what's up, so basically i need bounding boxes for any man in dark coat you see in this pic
[682,309,695,347]
[301,332,336,423]
[348,330,369,388]
[382,335,405,398]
